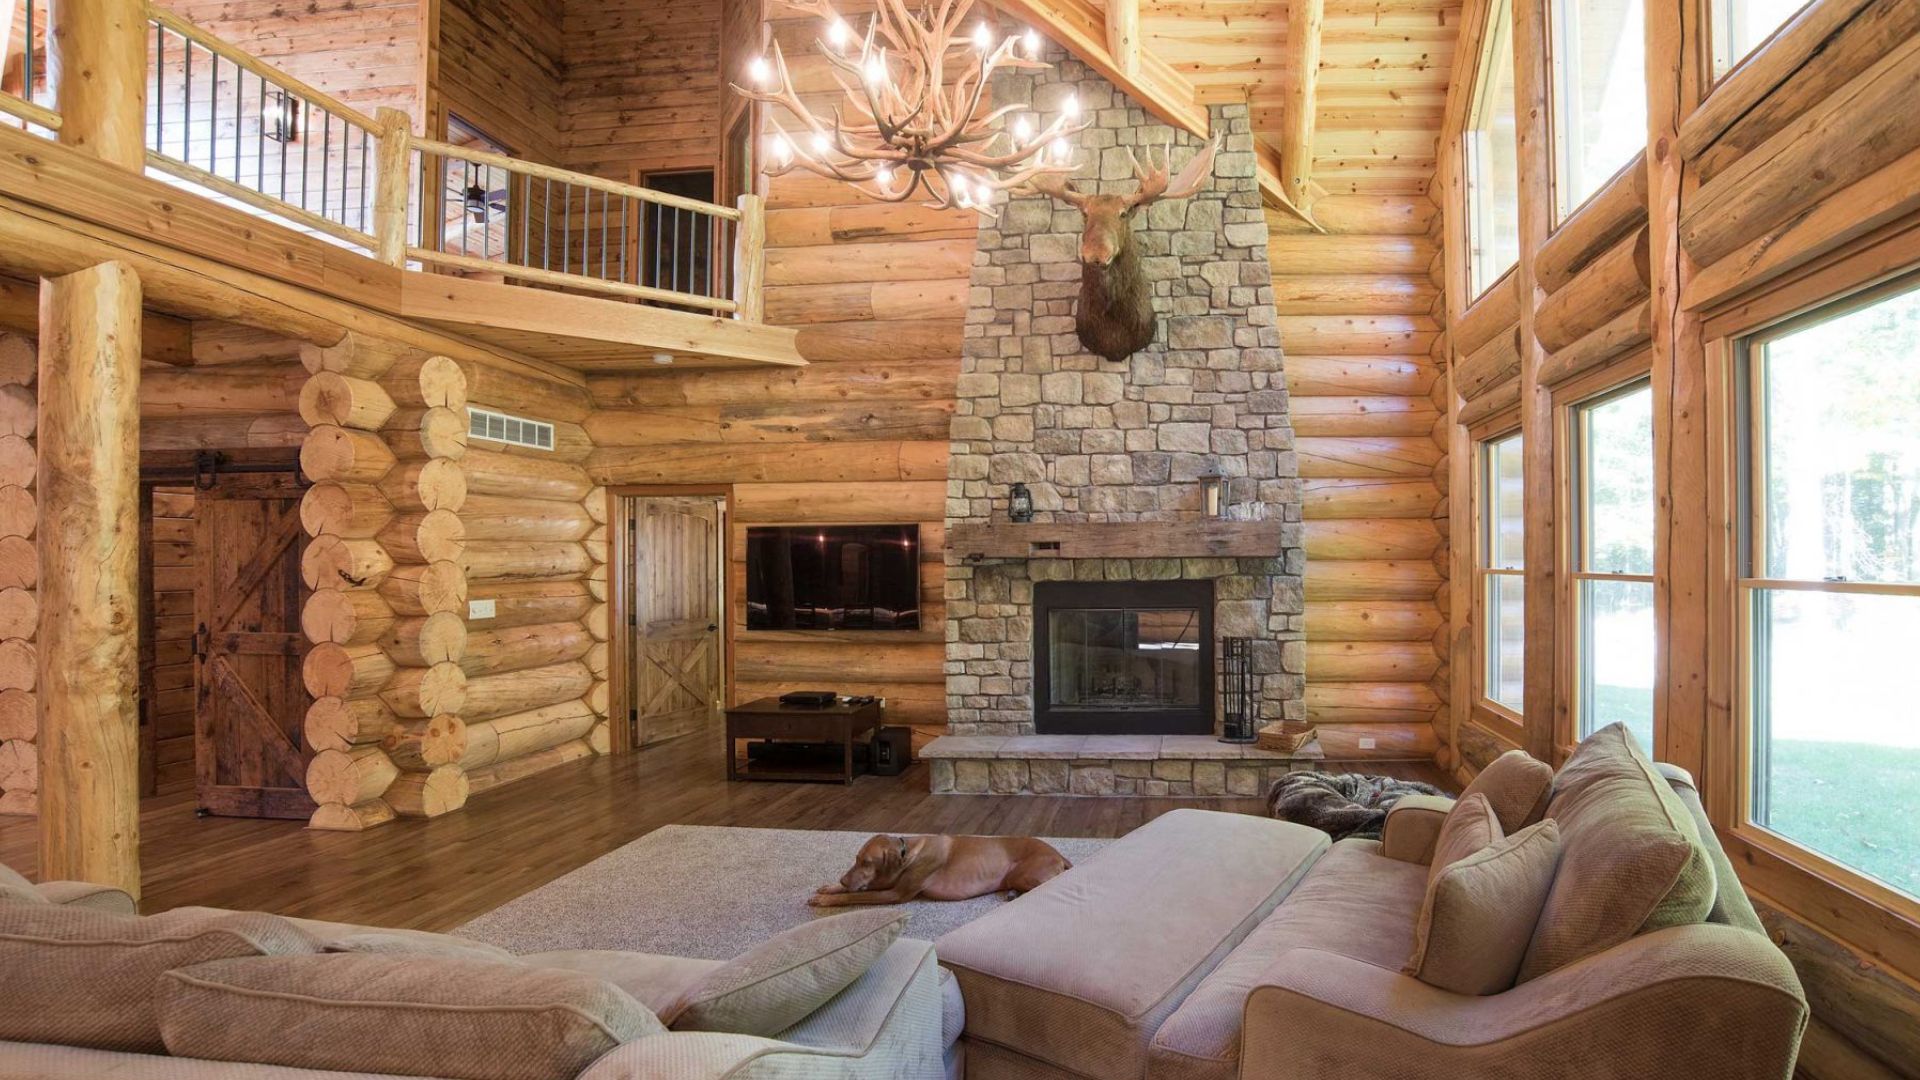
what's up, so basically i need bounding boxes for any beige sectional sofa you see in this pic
[0,860,960,1080]
[937,726,1809,1079]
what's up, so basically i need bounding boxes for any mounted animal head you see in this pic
[839,834,911,892]
[1026,139,1219,362]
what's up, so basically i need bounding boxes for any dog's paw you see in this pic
[806,894,834,907]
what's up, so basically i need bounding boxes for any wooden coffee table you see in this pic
[724,697,883,784]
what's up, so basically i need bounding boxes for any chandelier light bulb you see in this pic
[1051,137,1071,164]
[1063,94,1080,119]
[771,134,793,166]
[1023,28,1041,58]
[827,17,850,48]
[810,131,833,155]
[1013,115,1034,143]
[748,56,771,86]
[876,165,894,186]
[972,22,993,51]
[864,54,887,85]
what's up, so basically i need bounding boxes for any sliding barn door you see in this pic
[625,496,723,747]
[193,471,314,818]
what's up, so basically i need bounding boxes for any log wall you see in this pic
[0,330,36,816]
[437,0,565,161]
[1268,200,1448,760]
[160,0,426,120]
[559,0,723,178]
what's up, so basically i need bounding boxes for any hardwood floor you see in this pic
[0,730,1451,931]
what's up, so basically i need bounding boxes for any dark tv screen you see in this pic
[746,525,921,631]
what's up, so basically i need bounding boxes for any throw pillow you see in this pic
[1405,820,1562,995]
[1429,792,1501,879]
[0,904,316,1053]
[158,953,664,1080]
[670,908,906,1036]
[1457,749,1554,835]
[1518,722,1717,982]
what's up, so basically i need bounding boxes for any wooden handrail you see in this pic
[0,94,60,131]
[408,135,743,220]
[145,4,380,133]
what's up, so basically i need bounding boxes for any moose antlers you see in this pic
[1024,138,1219,210]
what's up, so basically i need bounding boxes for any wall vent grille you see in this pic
[467,406,554,451]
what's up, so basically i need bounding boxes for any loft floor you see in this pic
[0,731,1448,931]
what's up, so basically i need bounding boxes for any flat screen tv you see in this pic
[746,525,921,631]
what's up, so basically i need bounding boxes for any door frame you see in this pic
[607,484,733,755]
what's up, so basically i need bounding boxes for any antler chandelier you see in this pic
[733,0,1091,217]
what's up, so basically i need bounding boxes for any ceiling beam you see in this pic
[1255,139,1325,233]
[1278,0,1324,213]
[994,0,1209,136]
[1106,0,1140,79]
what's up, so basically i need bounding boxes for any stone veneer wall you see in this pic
[943,53,1305,739]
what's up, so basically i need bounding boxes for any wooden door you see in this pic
[193,471,314,818]
[626,496,723,747]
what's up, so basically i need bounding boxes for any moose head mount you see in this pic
[1026,139,1219,363]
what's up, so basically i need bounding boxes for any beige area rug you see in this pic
[455,825,1111,960]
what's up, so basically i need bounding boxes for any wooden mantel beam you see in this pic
[1279,0,1324,212]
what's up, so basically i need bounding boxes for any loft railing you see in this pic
[16,2,768,322]
[0,0,59,132]
[405,137,764,318]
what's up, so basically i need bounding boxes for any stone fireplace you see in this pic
[924,51,1316,796]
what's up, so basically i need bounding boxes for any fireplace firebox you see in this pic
[1032,580,1214,736]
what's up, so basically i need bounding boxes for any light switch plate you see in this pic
[1358,737,1377,750]
[468,599,496,619]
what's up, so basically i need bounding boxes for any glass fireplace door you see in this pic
[1033,580,1214,735]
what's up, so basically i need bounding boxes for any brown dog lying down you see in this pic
[810,834,1071,907]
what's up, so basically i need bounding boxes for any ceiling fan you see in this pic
[448,163,507,223]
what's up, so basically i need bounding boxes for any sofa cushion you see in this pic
[1519,722,1717,982]
[524,948,723,1018]
[937,809,1327,1080]
[1430,792,1501,878]
[0,860,46,905]
[1457,749,1553,834]
[671,908,905,1036]
[1148,839,1427,1080]
[0,904,315,1053]
[156,953,664,1080]
[324,930,519,962]
[1405,819,1560,995]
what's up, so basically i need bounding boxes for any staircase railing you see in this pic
[0,0,59,131]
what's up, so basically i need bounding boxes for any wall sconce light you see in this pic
[265,90,299,143]
[1198,469,1226,519]
[1008,482,1034,523]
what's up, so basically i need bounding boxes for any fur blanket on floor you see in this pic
[1266,772,1447,841]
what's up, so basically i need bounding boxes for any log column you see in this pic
[0,333,38,816]
[48,0,149,168]
[36,262,142,897]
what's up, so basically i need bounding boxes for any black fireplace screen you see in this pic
[1033,580,1214,735]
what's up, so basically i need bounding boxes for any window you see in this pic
[1710,0,1810,78]
[1479,431,1526,714]
[1570,381,1654,748]
[1740,278,1920,902]
[1548,0,1646,219]
[1464,0,1521,298]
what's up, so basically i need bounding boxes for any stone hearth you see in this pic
[931,49,1307,793]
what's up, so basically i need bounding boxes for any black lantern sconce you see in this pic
[1008,482,1034,523]
[1219,636,1256,743]
[265,90,299,143]
[1198,468,1226,519]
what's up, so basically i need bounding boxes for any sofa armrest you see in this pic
[36,880,137,914]
[1241,924,1807,1080]
[1378,795,1454,864]
[577,1033,854,1080]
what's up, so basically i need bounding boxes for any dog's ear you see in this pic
[896,837,910,867]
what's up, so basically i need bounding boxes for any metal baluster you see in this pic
[182,40,191,160]
[24,0,35,103]
[300,100,310,209]
[651,204,662,295]
[484,167,493,262]
[256,80,265,192]
[543,178,551,270]
[563,183,570,275]
[154,25,164,154]
[321,109,332,223]
[358,129,370,233]
[520,173,530,267]
[672,206,683,296]
[620,195,628,283]
[278,90,288,200]
[599,189,608,281]
[233,62,242,180]
[209,55,218,174]
[460,164,469,257]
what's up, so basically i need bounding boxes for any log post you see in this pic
[733,194,766,324]
[36,261,142,897]
[1106,0,1140,78]
[373,108,414,267]
[1279,0,1324,213]
[48,0,148,168]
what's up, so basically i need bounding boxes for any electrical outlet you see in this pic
[468,598,496,619]
[1358,737,1377,750]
